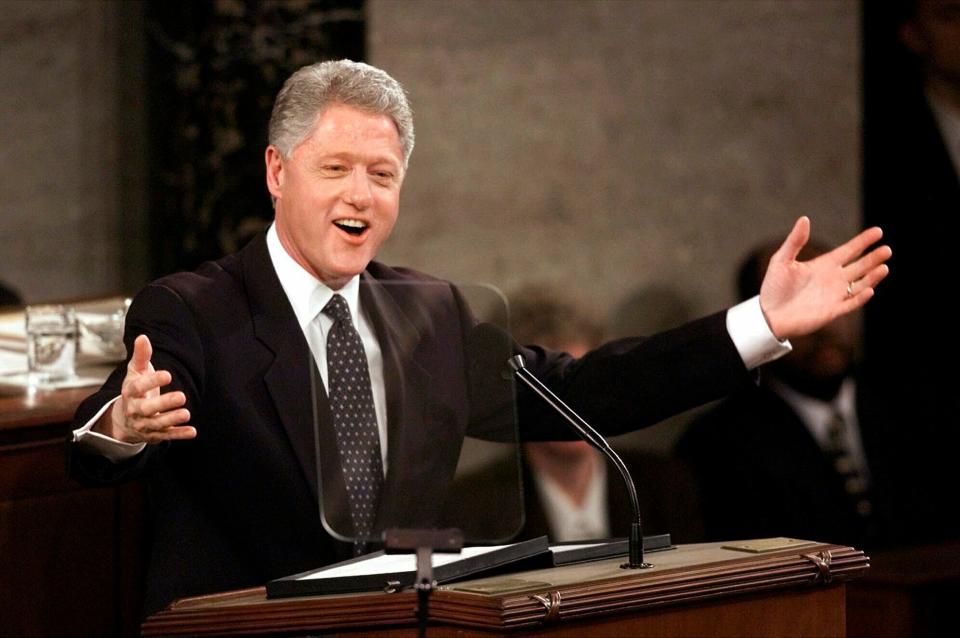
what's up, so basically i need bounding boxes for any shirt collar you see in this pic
[266,223,362,330]
[531,451,609,541]
[766,376,856,444]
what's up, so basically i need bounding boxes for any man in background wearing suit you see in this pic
[68,60,891,613]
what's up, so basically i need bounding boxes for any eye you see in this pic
[370,169,396,185]
[320,164,349,176]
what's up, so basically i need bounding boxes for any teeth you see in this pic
[335,219,367,229]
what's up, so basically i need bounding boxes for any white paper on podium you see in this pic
[299,544,514,580]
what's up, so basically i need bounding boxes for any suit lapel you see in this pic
[240,236,323,502]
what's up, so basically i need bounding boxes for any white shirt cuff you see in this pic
[726,296,792,370]
[71,396,147,463]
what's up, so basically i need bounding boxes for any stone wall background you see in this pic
[1,0,148,303]
[369,0,861,330]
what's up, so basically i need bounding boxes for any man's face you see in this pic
[266,103,404,288]
[781,312,861,382]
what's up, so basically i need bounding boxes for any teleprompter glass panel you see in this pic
[313,281,524,546]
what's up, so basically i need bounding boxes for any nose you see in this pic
[343,169,373,210]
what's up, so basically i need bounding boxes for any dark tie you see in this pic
[322,294,384,545]
[824,409,872,519]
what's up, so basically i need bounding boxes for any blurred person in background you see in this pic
[453,284,704,543]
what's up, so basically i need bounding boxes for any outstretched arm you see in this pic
[759,216,891,340]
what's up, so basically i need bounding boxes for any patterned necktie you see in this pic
[322,294,384,544]
[824,409,872,519]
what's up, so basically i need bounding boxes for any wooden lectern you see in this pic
[142,540,868,637]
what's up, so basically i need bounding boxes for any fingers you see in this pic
[134,424,197,444]
[843,245,892,282]
[848,263,890,298]
[132,408,191,432]
[840,286,876,313]
[834,261,889,324]
[770,216,811,265]
[129,334,154,374]
[121,392,196,443]
[832,226,884,266]
[137,389,187,416]
[124,369,173,398]
[841,243,891,313]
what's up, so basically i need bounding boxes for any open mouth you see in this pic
[333,219,368,236]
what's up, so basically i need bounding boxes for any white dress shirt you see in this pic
[531,453,610,541]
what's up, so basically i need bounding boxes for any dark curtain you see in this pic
[145,0,365,277]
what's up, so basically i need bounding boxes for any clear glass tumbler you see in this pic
[25,304,78,385]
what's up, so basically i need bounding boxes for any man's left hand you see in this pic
[759,216,891,341]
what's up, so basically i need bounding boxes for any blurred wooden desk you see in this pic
[0,382,146,638]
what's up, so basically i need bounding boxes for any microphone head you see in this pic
[508,354,526,372]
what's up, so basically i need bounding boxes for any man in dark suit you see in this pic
[69,60,891,614]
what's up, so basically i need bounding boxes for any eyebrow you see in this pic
[317,152,400,168]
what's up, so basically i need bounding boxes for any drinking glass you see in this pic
[25,304,78,385]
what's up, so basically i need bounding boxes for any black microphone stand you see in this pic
[383,528,464,638]
[507,354,653,569]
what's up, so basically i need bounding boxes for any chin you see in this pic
[317,254,374,283]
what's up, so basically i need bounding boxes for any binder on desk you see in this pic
[266,534,674,599]
[267,536,550,598]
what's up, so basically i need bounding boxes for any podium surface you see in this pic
[143,540,868,637]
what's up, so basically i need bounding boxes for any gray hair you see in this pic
[268,59,415,168]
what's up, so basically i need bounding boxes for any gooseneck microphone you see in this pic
[507,354,652,569]
[467,322,652,569]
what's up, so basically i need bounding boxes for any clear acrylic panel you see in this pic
[313,280,524,547]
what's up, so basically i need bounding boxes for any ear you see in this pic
[265,145,284,200]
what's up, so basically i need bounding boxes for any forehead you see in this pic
[295,103,402,162]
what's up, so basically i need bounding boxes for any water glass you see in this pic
[25,304,78,385]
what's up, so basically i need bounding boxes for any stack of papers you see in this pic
[0,312,26,376]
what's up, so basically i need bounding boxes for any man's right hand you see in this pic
[94,334,197,444]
